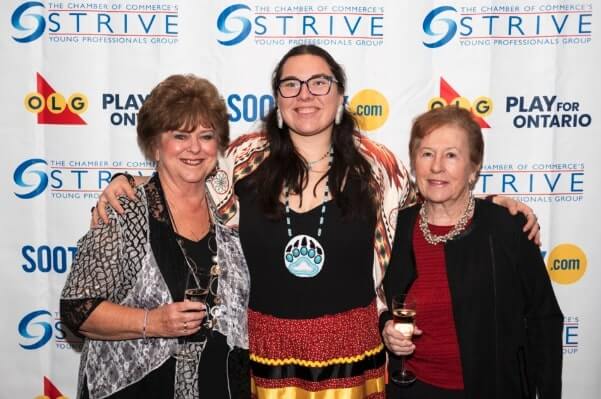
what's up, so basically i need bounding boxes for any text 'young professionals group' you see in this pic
[61,45,563,399]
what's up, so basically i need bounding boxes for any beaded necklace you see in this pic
[283,147,333,278]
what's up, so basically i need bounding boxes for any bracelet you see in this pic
[111,172,136,189]
[142,308,149,340]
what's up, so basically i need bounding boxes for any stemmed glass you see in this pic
[182,270,211,343]
[390,294,417,385]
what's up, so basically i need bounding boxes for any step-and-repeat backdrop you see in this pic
[1,1,598,397]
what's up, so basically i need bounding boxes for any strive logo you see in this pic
[11,1,46,43]
[422,3,593,48]
[217,4,252,46]
[216,3,385,47]
[14,159,48,199]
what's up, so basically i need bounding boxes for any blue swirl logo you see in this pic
[11,1,46,43]
[217,4,252,46]
[423,6,457,48]
[14,158,48,199]
[18,310,53,350]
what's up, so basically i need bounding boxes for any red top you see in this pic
[405,218,464,389]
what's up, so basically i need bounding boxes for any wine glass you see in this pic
[182,270,211,343]
[390,294,417,385]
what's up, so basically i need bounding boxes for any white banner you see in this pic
[1,0,597,397]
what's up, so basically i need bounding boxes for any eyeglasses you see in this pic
[277,75,339,98]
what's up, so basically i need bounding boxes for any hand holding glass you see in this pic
[390,294,417,385]
[182,271,211,343]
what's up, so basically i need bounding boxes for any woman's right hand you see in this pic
[382,319,422,356]
[91,175,140,226]
[148,301,207,338]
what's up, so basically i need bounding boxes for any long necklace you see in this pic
[283,147,333,278]
[164,196,220,304]
[419,192,475,245]
[166,196,209,241]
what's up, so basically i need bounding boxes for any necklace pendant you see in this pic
[283,234,325,278]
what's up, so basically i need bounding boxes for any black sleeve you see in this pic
[515,215,563,398]
[380,212,416,336]
[60,298,104,333]
[380,227,401,336]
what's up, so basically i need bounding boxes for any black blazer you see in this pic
[381,199,563,399]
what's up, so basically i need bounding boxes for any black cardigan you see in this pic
[381,199,563,399]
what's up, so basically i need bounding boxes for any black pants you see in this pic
[386,379,465,399]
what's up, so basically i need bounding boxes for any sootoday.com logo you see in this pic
[546,243,587,285]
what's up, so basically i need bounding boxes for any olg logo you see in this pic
[428,78,492,129]
[38,376,69,399]
[25,73,88,125]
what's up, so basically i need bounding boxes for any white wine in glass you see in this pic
[391,294,417,385]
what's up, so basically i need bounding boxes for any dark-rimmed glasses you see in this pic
[277,75,339,98]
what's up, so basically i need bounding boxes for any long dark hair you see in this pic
[246,45,376,220]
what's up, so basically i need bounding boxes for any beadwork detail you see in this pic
[283,147,333,278]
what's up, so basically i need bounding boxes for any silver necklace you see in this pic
[164,196,222,329]
[283,147,333,278]
[419,193,475,245]
[303,149,331,171]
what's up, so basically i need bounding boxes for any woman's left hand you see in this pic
[382,320,423,356]
[492,196,541,245]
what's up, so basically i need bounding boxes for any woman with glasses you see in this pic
[222,44,410,398]
[94,45,539,398]
[60,75,250,399]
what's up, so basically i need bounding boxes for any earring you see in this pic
[208,164,230,195]
[276,109,283,129]
[335,104,343,125]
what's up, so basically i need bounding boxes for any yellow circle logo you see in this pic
[547,243,587,284]
[47,93,67,114]
[349,89,389,131]
[67,92,89,114]
[472,96,493,117]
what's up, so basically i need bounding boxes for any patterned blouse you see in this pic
[61,175,250,399]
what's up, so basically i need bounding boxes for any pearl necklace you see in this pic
[419,193,475,245]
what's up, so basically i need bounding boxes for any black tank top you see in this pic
[236,177,376,319]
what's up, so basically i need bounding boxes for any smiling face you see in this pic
[277,54,343,139]
[413,124,479,209]
[154,124,218,187]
